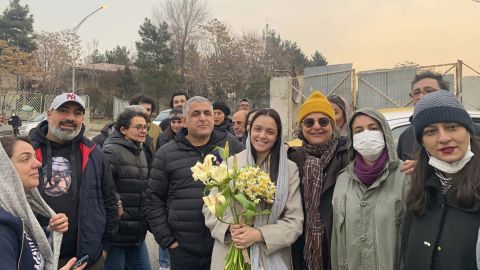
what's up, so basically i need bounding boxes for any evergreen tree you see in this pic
[135,18,172,70]
[309,50,328,67]
[0,0,36,52]
[105,46,130,65]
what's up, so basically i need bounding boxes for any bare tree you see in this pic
[33,30,81,94]
[155,0,208,92]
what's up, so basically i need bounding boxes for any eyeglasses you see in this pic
[410,87,438,97]
[130,124,148,132]
[302,117,330,128]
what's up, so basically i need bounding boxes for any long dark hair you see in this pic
[249,108,282,181]
[407,136,480,216]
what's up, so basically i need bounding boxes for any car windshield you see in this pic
[155,110,171,121]
[29,113,46,122]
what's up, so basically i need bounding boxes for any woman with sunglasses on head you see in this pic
[0,137,86,270]
[403,91,480,269]
[102,109,151,270]
[330,108,410,270]
[204,108,303,269]
[288,91,350,270]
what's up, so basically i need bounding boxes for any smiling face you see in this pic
[170,118,184,133]
[411,78,440,105]
[47,102,84,142]
[301,112,333,145]
[120,116,148,143]
[422,122,470,164]
[250,115,278,157]
[10,140,41,189]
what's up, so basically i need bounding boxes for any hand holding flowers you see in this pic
[191,143,276,270]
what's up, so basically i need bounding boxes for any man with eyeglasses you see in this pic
[146,96,244,270]
[29,93,117,269]
[397,71,450,174]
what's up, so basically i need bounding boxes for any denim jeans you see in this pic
[104,241,151,270]
[159,245,170,268]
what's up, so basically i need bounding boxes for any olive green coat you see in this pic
[331,108,410,270]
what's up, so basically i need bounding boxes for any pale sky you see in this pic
[3,0,480,72]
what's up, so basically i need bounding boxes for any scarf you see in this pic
[0,143,62,270]
[246,134,290,270]
[353,149,388,187]
[302,138,338,270]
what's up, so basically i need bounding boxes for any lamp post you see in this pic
[71,5,107,93]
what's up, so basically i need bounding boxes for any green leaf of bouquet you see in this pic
[224,141,230,159]
[234,193,256,211]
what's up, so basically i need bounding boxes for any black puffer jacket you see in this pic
[103,130,149,246]
[146,128,244,255]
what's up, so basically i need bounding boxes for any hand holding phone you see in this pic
[69,255,88,270]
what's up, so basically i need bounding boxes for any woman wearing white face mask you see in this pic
[331,108,410,270]
[403,91,480,269]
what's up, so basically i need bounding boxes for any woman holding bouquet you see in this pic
[204,108,304,270]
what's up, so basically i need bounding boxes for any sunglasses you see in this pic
[302,117,330,128]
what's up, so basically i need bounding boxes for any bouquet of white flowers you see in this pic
[191,143,276,270]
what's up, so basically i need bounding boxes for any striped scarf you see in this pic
[302,138,338,270]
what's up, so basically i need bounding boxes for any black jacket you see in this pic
[403,176,480,270]
[288,136,350,270]
[30,121,117,264]
[91,123,114,147]
[103,130,149,246]
[397,124,420,161]
[146,128,244,256]
[8,115,21,128]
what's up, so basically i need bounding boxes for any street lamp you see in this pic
[71,4,107,93]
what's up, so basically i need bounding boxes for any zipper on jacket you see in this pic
[17,218,25,270]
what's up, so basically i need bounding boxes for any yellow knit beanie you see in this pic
[297,91,336,125]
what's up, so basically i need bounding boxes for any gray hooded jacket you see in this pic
[331,108,410,270]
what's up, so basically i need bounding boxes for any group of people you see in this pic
[0,70,479,270]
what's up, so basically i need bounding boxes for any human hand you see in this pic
[102,250,108,259]
[49,213,68,233]
[400,159,417,175]
[169,241,179,249]
[59,257,86,270]
[231,223,263,249]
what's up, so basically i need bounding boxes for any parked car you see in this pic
[152,109,171,126]
[18,112,46,136]
[379,107,480,145]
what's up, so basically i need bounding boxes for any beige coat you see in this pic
[203,150,304,270]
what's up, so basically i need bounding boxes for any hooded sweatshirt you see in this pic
[30,121,83,258]
[0,141,62,270]
[331,108,410,270]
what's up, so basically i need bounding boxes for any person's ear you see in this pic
[120,126,128,136]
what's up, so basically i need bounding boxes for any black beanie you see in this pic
[212,101,230,116]
[412,90,475,143]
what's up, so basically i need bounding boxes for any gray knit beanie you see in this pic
[412,90,475,143]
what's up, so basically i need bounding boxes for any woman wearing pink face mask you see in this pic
[331,108,410,270]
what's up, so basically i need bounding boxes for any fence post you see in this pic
[456,59,463,99]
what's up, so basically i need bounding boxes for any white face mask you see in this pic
[427,144,474,174]
[353,130,385,162]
